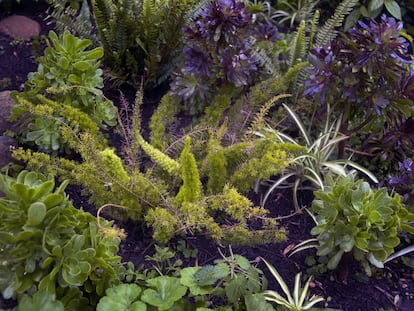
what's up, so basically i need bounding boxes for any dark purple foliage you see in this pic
[387,158,414,205]
[171,0,279,114]
[304,15,414,115]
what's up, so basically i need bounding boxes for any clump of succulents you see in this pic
[171,0,280,115]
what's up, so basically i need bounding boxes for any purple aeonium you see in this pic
[347,15,412,74]
[219,48,258,86]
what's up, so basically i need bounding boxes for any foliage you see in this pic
[97,247,272,310]
[46,0,97,42]
[12,91,293,245]
[385,158,414,207]
[10,30,116,153]
[91,0,197,88]
[304,14,414,159]
[260,258,336,311]
[170,0,281,116]
[310,174,414,274]
[0,170,124,308]
[344,0,404,30]
[258,104,377,211]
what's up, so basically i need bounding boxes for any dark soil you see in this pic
[1,2,414,311]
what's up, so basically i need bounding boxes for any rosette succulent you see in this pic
[171,0,279,115]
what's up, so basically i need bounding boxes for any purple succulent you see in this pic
[254,22,280,42]
[219,48,258,86]
[304,15,414,115]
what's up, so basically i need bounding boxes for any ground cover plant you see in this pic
[1,0,414,310]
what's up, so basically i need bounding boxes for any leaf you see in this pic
[43,193,64,208]
[27,202,47,226]
[245,293,276,311]
[327,249,344,270]
[31,180,55,201]
[19,290,64,311]
[368,0,384,12]
[97,284,146,311]
[180,267,212,295]
[73,61,92,72]
[384,0,401,19]
[84,47,104,60]
[141,276,187,310]
[194,263,230,286]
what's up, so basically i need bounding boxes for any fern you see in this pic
[289,20,307,68]
[245,93,291,140]
[315,0,359,47]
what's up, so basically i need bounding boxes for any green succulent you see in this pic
[0,170,124,308]
[310,174,414,273]
[11,30,117,153]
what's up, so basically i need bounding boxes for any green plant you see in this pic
[344,0,404,30]
[261,258,336,311]
[310,174,414,274]
[10,30,116,153]
[91,0,197,88]
[0,170,125,308]
[259,104,377,211]
[97,247,272,310]
[12,91,292,246]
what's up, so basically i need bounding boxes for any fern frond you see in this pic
[245,94,291,140]
[251,47,278,78]
[315,0,358,47]
[289,20,307,68]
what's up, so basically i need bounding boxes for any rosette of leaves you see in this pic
[0,170,124,308]
[310,174,414,274]
[304,15,414,158]
[171,0,280,116]
[11,29,116,153]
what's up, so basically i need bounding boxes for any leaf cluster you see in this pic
[97,249,273,310]
[91,0,197,88]
[10,30,117,153]
[0,170,124,309]
[310,174,414,274]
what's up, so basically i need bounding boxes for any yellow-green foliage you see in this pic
[149,94,179,150]
[136,133,180,175]
[209,185,266,222]
[247,62,310,108]
[145,207,179,243]
[101,148,130,183]
[175,137,202,205]
[230,140,290,192]
[205,134,227,194]
[201,93,232,127]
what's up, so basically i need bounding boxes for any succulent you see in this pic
[310,174,414,274]
[171,0,279,115]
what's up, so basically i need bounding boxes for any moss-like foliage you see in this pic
[175,137,202,205]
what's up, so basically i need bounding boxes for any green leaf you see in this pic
[73,61,91,71]
[97,284,146,311]
[43,193,64,208]
[19,290,64,311]
[245,293,275,311]
[84,47,104,60]
[141,276,187,310]
[384,0,401,19]
[194,263,230,286]
[180,267,212,295]
[327,249,344,270]
[368,0,384,12]
[31,180,55,201]
[27,202,47,226]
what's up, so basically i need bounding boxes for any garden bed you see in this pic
[1,1,414,310]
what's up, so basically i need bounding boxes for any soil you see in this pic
[1,2,414,311]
